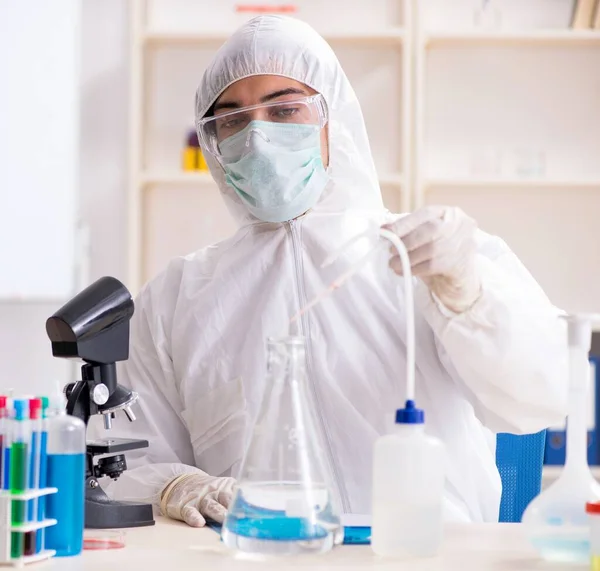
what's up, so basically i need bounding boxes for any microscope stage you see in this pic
[87,438,149,455]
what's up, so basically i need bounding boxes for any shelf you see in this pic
[139,171,405,188]
[379,173,404,187]
[0,297,67,304]
[11,519,57,534]
[143,28,405,47]
[140,171,214,188]
[424,29,600,49]
[424,178,600,191]
[0,488,58,501]
[0,550,56,567]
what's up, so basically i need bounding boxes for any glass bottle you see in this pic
[221,336,342,555]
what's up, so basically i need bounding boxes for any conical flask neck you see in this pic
[267,336,307,382]
[564,346,591,472]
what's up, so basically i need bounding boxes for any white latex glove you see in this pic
[384,205,482,314]
[160,472,237,528]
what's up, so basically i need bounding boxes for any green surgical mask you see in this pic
[219,120,329,223]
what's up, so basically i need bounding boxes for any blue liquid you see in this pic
[25,431,39,556]
[35,432,47,554]
[531,538,589,564]
[45,454,84,557]
[224,515,329,541]
[221,488,338,554]
[3,446,9,490]
[27,431,38,521]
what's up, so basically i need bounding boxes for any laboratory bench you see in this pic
[45,517,583,570]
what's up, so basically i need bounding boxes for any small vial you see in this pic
[25,399,42,556]
[3,398,11,492]
[182,128,200,171]
[0,396,8,489]
[35,397,49,554]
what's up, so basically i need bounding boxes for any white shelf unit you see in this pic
[128,0,411,293]
[412,1,600,317]
[0,488,58,567]
[425,178,600,191]
[143,28,406,46]
[129,0,600,317]
[139,171,406,189]
[425,29,600,48]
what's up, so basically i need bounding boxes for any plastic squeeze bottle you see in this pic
[44,389,85,557]
[371,399,445,558]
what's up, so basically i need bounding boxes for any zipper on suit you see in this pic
[287,219,351,513]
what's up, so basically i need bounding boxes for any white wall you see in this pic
[0,0,130,394]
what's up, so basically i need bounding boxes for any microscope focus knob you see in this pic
[92,383,110,406]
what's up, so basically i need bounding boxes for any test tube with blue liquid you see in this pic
[35,397,49,554]
[10,400,29,559]
[24,399,42,556]
[2,398,10,492]
[0,397,7,490]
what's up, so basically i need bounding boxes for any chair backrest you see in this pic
[495,430,547,523]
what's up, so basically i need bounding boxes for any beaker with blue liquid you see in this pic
[221,336,342,555]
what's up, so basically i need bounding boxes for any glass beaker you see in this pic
[522,314,600,564]
[221,336,342,555]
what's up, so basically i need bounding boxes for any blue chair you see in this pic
[496,430,546,523]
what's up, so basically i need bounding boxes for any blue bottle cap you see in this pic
[395,399,424,424]
[13,399,29,421]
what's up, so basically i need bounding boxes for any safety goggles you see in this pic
[197,93,328,158]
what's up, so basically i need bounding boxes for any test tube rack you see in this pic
[0,488,57,567]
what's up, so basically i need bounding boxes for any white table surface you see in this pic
[48,517,585,570]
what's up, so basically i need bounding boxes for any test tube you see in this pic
[3,398,11,492]
[0,397,7,489]
[35,397,48,554]
[24,399,41,556]
[10,400,29,559]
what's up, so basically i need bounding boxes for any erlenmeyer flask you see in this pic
[221,336,342,555]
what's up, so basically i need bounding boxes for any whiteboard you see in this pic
[0,0,80,299]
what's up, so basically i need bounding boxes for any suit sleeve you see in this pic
[416,230,569,434]
[88,269,204,509]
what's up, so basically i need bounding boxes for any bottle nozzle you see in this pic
[395,400,424,425]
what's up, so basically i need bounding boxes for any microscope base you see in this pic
[85,479,155,529]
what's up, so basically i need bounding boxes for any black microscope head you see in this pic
[46,276,134,365]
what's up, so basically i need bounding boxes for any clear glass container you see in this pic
[523,315,600,564]
[221,336,342,555]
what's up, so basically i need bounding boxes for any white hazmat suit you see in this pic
[100,15,568,523]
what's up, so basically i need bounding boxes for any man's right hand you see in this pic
[160,471,237,527]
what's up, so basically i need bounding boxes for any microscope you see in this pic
[46,276,155,529]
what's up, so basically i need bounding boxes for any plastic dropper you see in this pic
[290,226,415,403]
